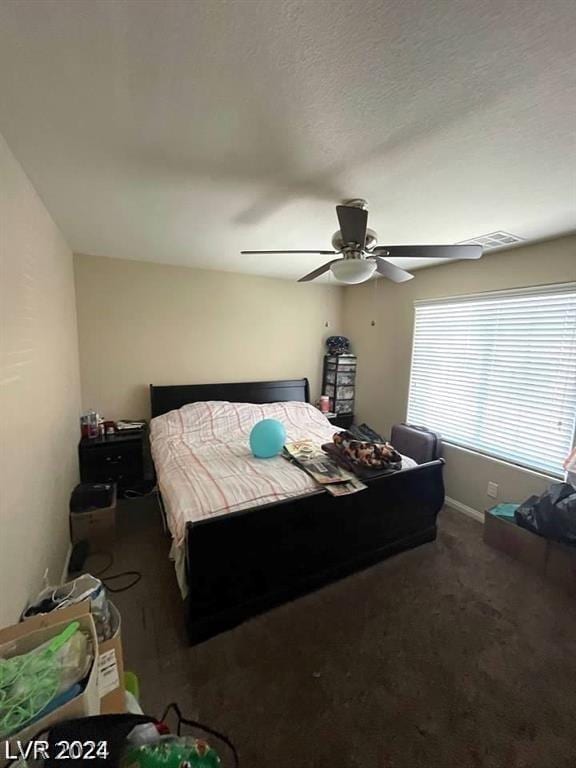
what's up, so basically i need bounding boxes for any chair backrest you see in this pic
[390,423,443,464]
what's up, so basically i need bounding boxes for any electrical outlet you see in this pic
[487,481,498,499]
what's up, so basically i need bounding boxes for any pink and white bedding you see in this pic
[150,400,416,548]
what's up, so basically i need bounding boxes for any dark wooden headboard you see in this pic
[150,378,310,418]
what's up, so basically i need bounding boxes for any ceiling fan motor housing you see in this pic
[343,198,368,209]
[331,227,378,252]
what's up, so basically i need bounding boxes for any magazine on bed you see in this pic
[283,440,367,495]
[324,476,368,496]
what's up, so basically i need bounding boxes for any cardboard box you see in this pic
[0,611,99,767]
[545,542,576,597]
[484,509,576,597]
[98,601,126,715]
[18,598,126,715]
[70,488,116,546]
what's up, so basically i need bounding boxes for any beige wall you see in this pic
[0,134,81,625]
[343,236,576,513]
[73,239,574,516]
[74,254,343,420]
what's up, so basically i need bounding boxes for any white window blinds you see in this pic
[407,284,576,477]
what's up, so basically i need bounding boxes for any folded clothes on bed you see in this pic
[322,427,403,479]
[322,443,401,479]
[333,431,402,469]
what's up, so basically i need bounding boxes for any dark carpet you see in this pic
[107,497,576,768]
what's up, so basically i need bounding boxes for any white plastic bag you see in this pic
[22,574,112,641]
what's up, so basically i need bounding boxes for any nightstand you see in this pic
[78,426,151,497]
[327,413,354,430]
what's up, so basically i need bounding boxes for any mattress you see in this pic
[150,400,416,547]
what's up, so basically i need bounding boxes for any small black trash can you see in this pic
[70,482,117,545]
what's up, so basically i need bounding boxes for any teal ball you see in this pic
[250,419,286,458]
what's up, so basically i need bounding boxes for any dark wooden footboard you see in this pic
[184,459,445,644]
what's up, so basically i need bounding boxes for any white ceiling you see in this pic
[0,0,575,281]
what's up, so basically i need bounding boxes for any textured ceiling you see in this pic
[0,0,575,281]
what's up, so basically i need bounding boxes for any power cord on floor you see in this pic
[102,570,142,593]
[160,702,239,768]
[123,484,158,499]
[85,550,142,593]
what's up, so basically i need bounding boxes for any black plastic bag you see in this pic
[515,483,576,546]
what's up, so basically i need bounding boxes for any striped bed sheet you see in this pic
[150,400,417,549]
[150,400,343,547]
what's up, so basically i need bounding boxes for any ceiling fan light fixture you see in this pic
[330,259,376,284]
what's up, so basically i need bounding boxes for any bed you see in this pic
[150,378,445,644]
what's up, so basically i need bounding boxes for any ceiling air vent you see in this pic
[460,231,524,251]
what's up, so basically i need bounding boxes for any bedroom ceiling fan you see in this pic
[241,200,483,284]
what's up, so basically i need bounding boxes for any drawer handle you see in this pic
[105,456,123,462]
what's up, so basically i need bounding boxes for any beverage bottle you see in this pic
[87,410,99,439]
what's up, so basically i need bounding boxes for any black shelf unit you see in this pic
[322,353,357,429]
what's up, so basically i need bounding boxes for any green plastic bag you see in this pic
[122,736,221,768]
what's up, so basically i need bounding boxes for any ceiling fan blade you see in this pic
[298,259,340,282]
[241,250,337,255]
[374,256,414,283]
[336,205,368,247]
[372,244,482,260]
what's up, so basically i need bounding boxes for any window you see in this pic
[407,284,576,477]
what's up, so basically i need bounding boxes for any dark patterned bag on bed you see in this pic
[333,431,402,470]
